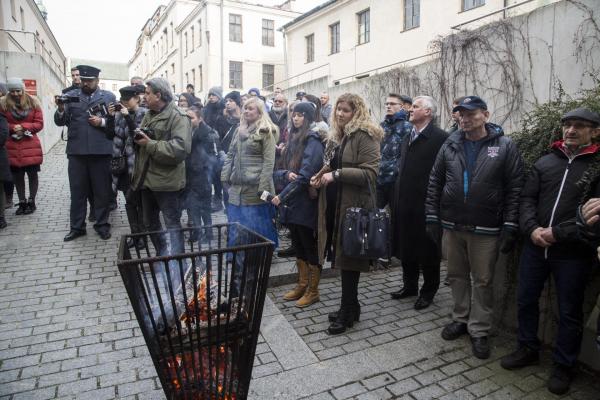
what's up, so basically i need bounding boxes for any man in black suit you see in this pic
[390,95,448,310]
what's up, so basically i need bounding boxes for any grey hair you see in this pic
[145,77,173,103]
[414,95,438,119]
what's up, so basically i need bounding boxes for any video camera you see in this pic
[87,103,109,118]
[55,95,80,105]
[134,127,155,140]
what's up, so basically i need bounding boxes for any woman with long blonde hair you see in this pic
[0,78,44,215]
[311,93,383,335]
[221,96,279,245]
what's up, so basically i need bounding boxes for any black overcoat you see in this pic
[0,113,12,182]
[391,122,447,265]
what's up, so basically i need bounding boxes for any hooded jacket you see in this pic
[425,123,524,233]
[378,110,412,185]
[521,140,600,258]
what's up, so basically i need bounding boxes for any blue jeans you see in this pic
[517,242,592,366]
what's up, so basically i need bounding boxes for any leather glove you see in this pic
[499,228,519,254]
[426,223,442,252]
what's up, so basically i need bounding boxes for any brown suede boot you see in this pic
[283,260,309,301]
[296,264,320,308]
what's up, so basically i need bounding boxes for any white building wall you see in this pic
[0,0,67,82]
[282,0,562,87]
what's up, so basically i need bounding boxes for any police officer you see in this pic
[54,65,115,241]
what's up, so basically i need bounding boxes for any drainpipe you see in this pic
[220,0,224,88]
[503,0,508,18]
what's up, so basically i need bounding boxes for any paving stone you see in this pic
[361,372,395,390]
[389,364,422,381]
[414,369,446,386]
[410,383,447,400]
[465,378,500,397]
[438,374,472,392]
[330,382,367,399]
[11,387,56,400]
[386,377,421,397]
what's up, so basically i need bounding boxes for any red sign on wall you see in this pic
[23,79,37,96]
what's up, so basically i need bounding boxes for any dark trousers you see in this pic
[116,176,143,234]
[187,190,212,239]
[141,189,184,255]
[341,269,360,307]
[289,224,318,265]
[402,261,440,300]
[68,155,111,233]
[517,242,592,367]
[376,182,394,209]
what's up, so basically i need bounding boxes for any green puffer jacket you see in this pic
[221,125,277,206]
[132,102,192,191]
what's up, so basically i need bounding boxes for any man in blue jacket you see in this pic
[425,96,524,360]
[54,65,115,241]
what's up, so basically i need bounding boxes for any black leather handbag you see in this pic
[110,143,127,175]
[340,175,390,260]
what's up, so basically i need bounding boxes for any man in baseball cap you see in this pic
[500,106,600,395]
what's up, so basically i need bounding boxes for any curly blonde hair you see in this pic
[330,93,383,142]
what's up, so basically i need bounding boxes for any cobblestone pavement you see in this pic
[0,141,599,400]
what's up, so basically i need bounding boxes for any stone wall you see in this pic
[284,0,600,370]
[0,51,66,153]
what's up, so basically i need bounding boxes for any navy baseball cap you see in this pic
[453,96,487,112]
[561,108,600,126]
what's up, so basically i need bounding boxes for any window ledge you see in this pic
[459,4,485,13]
[401,25,419,33]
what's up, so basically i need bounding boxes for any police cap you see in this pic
[76,65,101,79]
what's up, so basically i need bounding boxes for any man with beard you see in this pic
[320,92,332,124]
[54,65,116,241]
[268,93,288,137]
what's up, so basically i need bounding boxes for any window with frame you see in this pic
[184,32,188,56]
[191,68,196,89]
[229,61,243,88]
[262,19,274,46]
[112,83,117,91]
[171,63,175,74]
[357,9,370,44]
[10,0,16,20]
[198,20,202,47]
[198,65,203,91]
[170,22,174,47]
[463,0,485,11]
[262,64,274,90]
[404,0,420,30]
[229,14,242,42]
[305,34,314,63]
[191,27,195,50]
[20,7,25,31]
[185,72,189,86]
[329,22,340,54]
[163,28,168,49]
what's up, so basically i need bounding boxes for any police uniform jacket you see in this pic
[53,87,115,155]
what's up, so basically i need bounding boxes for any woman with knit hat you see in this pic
[272,102,324,307]
[0,78,44,215]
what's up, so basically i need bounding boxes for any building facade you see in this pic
[129,0,302,99]
[280,0,562,88]
[0,0,67,152]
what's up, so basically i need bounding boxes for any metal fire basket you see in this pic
[117,223,274,400]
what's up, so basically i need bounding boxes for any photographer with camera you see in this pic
[0,78,44,216]
[54,65,116,241]
[131,77,191,255]
[105,85,147,249]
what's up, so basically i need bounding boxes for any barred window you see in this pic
[306,34,314,63]
[229,14,242,42]
[262,64,274,90]
[229,61,243,88]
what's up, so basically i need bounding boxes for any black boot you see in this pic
[327,270,360,335]
[15,202,27,215]
[0,215,6,229]
[328,301,360,323]
[23,198,36,215]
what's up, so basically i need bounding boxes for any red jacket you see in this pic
[2,106,44,167]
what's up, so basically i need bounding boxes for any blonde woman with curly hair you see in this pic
[221,96,279,245]
[311,93,383,335]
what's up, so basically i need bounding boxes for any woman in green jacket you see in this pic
[221,96,279,246]
[311,93,382,335]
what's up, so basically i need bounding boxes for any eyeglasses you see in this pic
[562,121,596,129]
[385,102,400,106]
